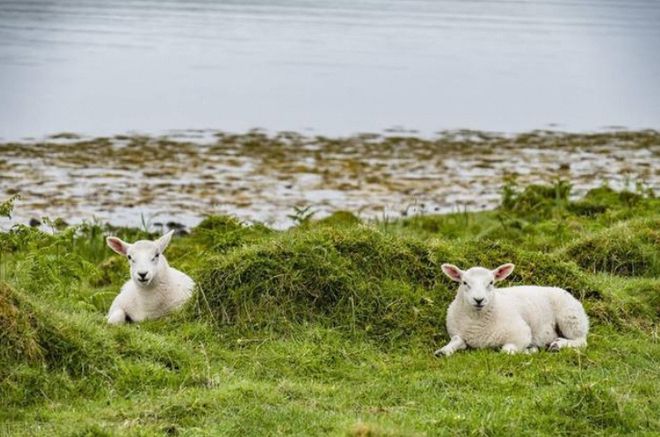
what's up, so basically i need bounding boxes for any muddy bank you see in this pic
[1,130,658,230]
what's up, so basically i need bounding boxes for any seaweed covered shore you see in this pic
[1,180,658,435]
[1,129,658,229]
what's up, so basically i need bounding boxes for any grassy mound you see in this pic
[564,218,660,277]
[567,186,647,216]
[196,226,447,344]
[0,282,42,365]
[315,211,361,227]
[0,282,121,406]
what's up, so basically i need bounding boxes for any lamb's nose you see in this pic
[138,272,148,279]
[474,298,484,305]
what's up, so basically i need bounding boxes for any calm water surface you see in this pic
[1,0,659,139]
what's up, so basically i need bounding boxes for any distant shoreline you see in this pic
[1,129,658,230]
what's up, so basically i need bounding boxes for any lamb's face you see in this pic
[125,241,162,287]
[459,268,496,310]
[106,230,174,289]
[441,263,515,311]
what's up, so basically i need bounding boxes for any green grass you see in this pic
[1,181,659,436]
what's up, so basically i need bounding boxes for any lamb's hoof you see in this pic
[501,344,518,354]
[434,348,450,357]
[525,346,539,354]
[548,339,562,352]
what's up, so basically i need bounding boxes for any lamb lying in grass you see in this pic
[435,263,589,356]
[105,230,194,324]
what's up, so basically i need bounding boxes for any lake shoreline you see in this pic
[1,129,658,231]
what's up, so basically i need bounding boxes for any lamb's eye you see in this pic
[127,255,132,261]
[489,281,494,286]
[152,253,159,261]
[462,281,468,286]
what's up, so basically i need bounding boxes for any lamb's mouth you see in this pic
[474,304,485,310]
[138,278,150,284]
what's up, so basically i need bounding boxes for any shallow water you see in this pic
[1,0,660,139]
[1,131,658,229]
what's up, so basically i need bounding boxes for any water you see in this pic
[1,0,659,140]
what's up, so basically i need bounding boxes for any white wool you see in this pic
[105,230,194,324]
[436,263,589,356]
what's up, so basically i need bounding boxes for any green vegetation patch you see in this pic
[500,178,572,220]
[1,178,659,434]
[197,226,448,344]
[190,215,273,253]
[0,282,42,365]
[568,186,649,216]
[0,283,120,407]
[564,217,660,277]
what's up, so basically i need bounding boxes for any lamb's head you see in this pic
[106,230,174,288]
[441,263,515,311]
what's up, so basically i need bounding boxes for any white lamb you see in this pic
[435,263,589,356]
[105,230,194,325]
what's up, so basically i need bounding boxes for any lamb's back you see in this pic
[159,267,194,310]
[499,286,573,309]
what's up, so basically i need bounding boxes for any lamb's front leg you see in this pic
[434,335,466,357]
[107,308,127,325]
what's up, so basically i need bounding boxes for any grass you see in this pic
[0,181,659,436]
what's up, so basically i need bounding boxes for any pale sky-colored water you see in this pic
[0,0,659,140]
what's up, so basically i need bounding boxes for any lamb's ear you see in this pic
[106,237,131,256]
[492,263,515,282]
[441,263,464,282]
[156,230,175,253]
